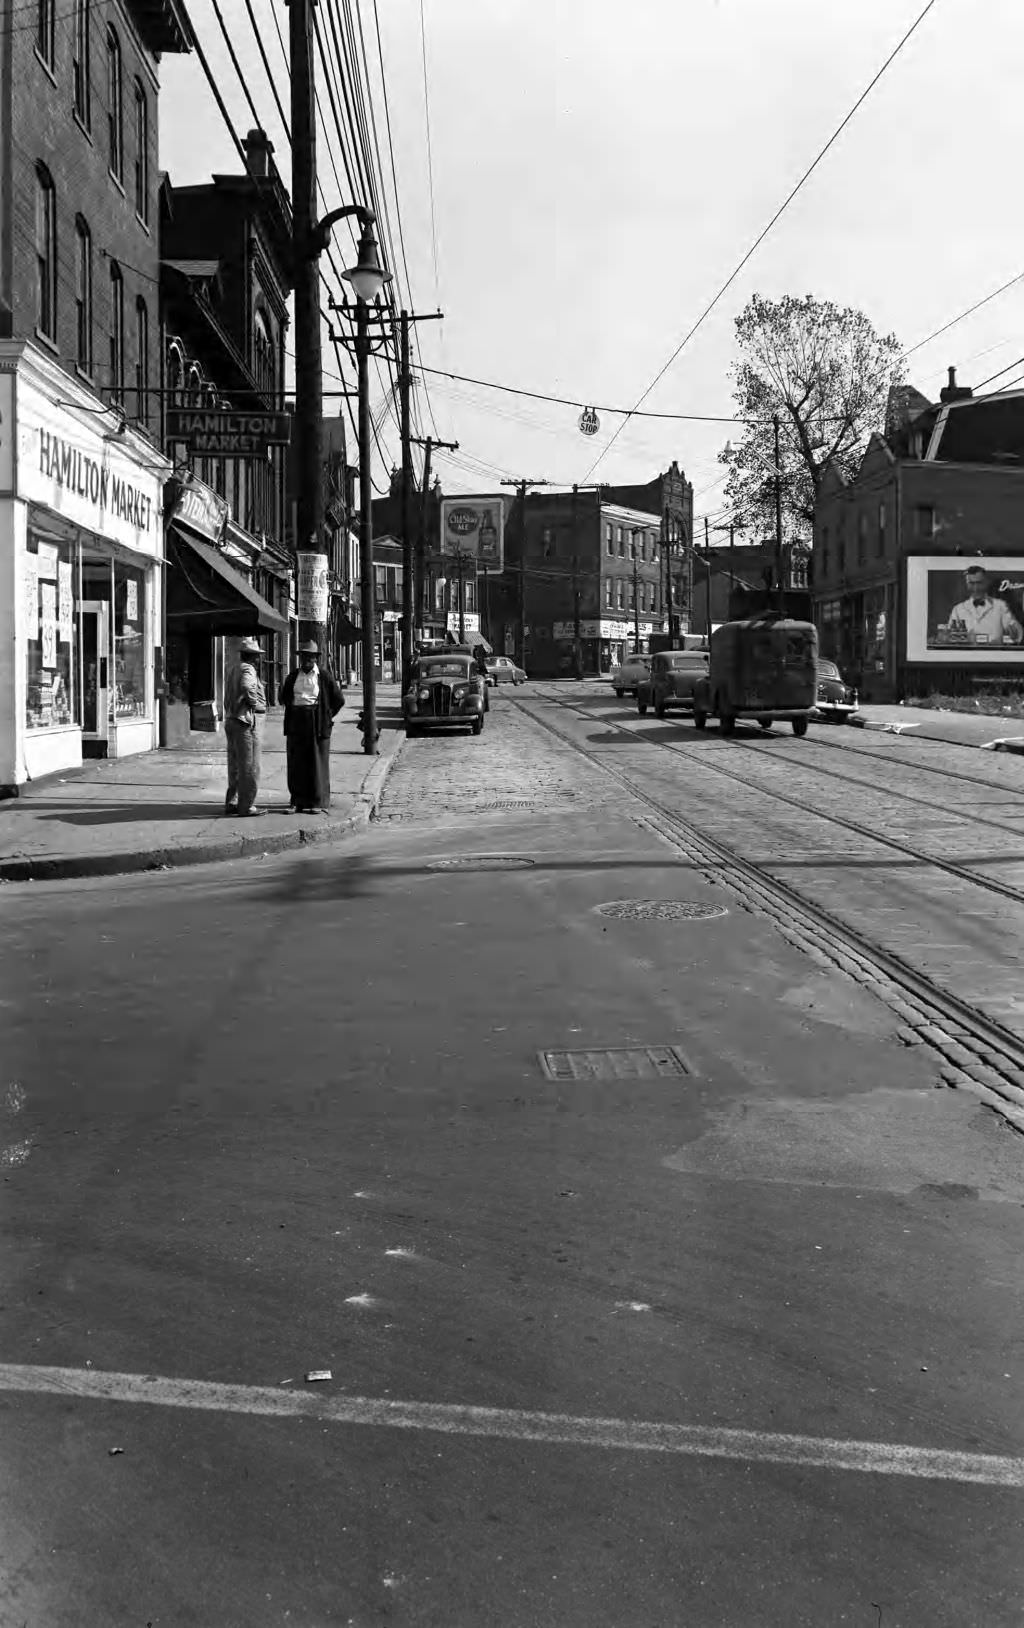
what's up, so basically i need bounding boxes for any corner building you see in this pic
[0,0,192,792]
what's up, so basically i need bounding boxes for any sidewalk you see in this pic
[0,686,406,883]
[849,703,1024,754]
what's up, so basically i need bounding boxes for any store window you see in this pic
[35,165,57,341]
[73,0,90,125]
[114,561,147,716]
[24,533,77,731]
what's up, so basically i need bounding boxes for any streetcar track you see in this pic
[536,689,1024,908]
[511,691,1024,1132]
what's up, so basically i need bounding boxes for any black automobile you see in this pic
[812,659,858,723]
[403,653,487,738]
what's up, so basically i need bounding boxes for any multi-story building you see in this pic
[813,370,1024,700]
[0,0,192,792]
[159,129,293,736]
[690,539,811,633]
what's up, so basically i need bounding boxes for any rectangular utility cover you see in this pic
[539,1046,693,1081]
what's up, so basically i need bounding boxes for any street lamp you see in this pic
[340,220,392,753]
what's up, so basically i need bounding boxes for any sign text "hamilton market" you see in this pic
[38,428,154,532]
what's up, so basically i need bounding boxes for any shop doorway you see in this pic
[81,601,111,749]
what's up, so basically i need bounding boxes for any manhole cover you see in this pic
[428,855,535,870]
[540,1046,693,1081]
[472,801,537,811]
[596,899,728,922]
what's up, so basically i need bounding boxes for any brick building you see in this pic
[0,0,192,792]
[690,539,811,633]
[159,130,294,737]
[813,371,1024,700]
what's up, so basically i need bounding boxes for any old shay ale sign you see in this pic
[166,408,293,457]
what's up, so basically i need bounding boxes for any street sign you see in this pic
[578,406,600,436]
[166,408,292,457]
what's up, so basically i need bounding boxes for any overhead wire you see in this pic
[904,271,1024,359]
[582,0,943,481]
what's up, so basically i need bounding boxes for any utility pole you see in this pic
[356,298,376,751]
[500,477,551,668]
[288,0,325,655]
[411,432,457,635]
[456,550,467,643]
[396,315,444,680]
[631,534,641,650]
[662,508,673,643]
[773,411,783,600]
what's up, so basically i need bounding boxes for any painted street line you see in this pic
[2,1364,1023,1487]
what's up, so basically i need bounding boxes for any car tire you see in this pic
[472,718,483,736]
[693,710,707,730]
[759,719,773,730]
[405,725,420,739]
[614,688,624,698]
[792,716,808,737]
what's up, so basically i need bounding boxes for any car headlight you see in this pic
[418,687,430,701]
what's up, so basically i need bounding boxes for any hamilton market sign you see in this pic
[166,407,293,458]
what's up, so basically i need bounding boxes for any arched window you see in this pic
[107,28,123,181]
[135,297,149,424]
[35,165,57,341]
[73,0,90,124]
[109,261,124,403]
[166,343,183,408]
[133,81,149,222]
[253,308,275,398]
[75,216,92,373]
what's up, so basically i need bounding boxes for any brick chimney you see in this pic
[242,128,274,179]
[939,366,973,404]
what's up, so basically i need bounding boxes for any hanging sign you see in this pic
[165,408,293,457]
[578,406,600,436]
[296,552,329,623]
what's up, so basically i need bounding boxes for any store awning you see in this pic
[334,610,361,645]
[167,529,288,634]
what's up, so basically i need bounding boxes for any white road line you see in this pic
[1,1364,1022,1487]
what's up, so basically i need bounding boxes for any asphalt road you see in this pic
[2,693,1023,1626]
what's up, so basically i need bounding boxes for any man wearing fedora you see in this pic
[223,636,268,816]
[278,640,345,813]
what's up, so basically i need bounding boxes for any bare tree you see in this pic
[719,294,905,540]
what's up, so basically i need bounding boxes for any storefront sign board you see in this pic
[296,552,329,622]
[170,479,229,545]
[0,369,13,492]
[166,408,292,456]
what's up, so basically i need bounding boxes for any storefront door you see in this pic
[81,601,110,742]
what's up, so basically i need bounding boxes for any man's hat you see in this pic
[239,637,262,656]
[297,639,319,655]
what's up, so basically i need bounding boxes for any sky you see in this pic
[158,0,1024,536]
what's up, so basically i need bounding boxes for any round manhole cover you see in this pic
[428,855,535,870]
[596,899,728,922]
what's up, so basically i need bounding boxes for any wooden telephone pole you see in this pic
[501,477,552,666]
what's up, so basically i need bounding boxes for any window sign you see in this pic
[40,584,57,667]
[58,560,74,641]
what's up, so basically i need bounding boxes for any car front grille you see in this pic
[430,682,453,716]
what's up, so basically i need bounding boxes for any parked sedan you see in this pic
[637,649,710,717]
[812,659,858,723]
[485,655,527,686]
[403,653,487,737]
[609,653,651,696]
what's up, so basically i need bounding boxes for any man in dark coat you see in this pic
[278,641,345,813]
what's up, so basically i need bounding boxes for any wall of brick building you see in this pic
[2,0,164,434]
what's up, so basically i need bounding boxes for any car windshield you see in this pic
[817,661,841,679]
[419,661,470,678]
[664,654,706,668]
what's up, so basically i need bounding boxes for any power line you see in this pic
[905,271,1024,359]
[418,0,441,301]
[583,0,943,481]
[410,362,745,422]
[976,353,1024,390]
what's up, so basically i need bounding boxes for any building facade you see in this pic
[813,373,1024,701]
[0,0,192,791]
[159,131,292,737]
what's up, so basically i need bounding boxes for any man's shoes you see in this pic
[238,808,265,817]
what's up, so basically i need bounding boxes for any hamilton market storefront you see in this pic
[0,342,169,795]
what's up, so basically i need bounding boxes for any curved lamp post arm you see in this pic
[304,203,375,261]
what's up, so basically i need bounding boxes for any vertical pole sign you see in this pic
[296,552,330,623]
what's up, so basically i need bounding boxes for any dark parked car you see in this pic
[812,659,858,723]
[403,653,487,737]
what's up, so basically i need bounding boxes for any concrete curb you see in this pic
[847,716,921,735]
[0,736,404,885]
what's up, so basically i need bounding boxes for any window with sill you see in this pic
[109,262,124,404]
[75,216,92,373]
[73,0,90,124]
[107,28,123,181]
[134,296,148,423]
[133,81,149,222]
[35,164,57,341]
[37,0,55,65]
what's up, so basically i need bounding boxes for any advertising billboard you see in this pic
[440,498,504,569]
[906,556,1024,663]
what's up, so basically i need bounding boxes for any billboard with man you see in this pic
[440,498,505,570]
[906,556,1024,663]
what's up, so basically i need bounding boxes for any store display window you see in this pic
[24,532,77,731]
[114,560,147,717]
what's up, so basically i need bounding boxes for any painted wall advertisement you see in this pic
[906,556,1024,663]
[440,499,504,570]
[296,552,329,623]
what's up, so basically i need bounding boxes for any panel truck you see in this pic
[691,613,818,737]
